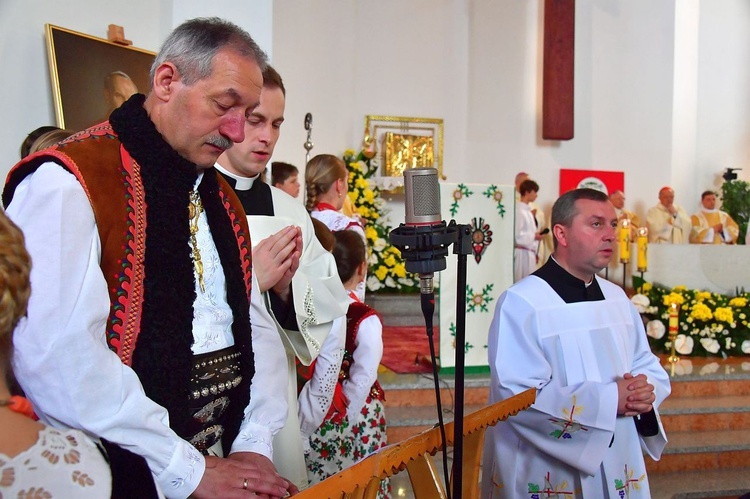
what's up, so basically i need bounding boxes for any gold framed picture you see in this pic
[46,24,155,131]
[364,115,444,186]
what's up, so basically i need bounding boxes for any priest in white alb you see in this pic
[689,190,739,244]
[482,188,670,498]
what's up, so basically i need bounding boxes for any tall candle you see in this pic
[619,219,630,262]
[637,227,648,272]
[668,302,679,333]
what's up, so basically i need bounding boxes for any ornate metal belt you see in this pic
[186,346,243,453]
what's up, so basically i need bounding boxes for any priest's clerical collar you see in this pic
[533,256,605,303]
[213,163,258,191]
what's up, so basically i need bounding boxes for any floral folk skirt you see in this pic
[305,397,390,497]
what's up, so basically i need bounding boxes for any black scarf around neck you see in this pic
[109,94,253,443]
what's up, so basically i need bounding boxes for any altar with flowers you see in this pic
[631,277,750,357]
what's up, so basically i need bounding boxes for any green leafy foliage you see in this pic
[720,179,750,244]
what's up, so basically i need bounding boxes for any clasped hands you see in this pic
[253,226,303,302]
[616,373,655,417]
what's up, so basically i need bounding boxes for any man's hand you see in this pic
[191,455,295,498]
[270,228,302,303]
[714,223,723,233]
[230,453,299,496]
[616,373,655,417]
[253,226,302,295]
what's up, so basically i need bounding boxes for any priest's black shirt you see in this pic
[532,256,605,304]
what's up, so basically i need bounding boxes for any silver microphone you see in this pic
[404,168,442,294]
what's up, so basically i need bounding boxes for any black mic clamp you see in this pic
[389,221,456,275]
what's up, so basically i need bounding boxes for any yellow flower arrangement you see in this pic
[343,149,419,293]
[730,297,748,308]
[662,292,685,307]
[633,276,750,356]
[689,302,713,321]
[375,265,389,281]
[714,307,734,324]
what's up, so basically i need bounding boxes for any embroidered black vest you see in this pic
[4,94,255,449]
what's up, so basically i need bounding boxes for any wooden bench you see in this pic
[294,388,535,499]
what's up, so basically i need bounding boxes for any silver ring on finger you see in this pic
[243,477,249,490]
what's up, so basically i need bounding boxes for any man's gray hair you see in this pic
[150,17,268,87]
[551,188,610,248]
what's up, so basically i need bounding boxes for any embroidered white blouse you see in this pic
[0,426,112,498]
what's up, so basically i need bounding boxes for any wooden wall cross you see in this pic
[542,0,575,140]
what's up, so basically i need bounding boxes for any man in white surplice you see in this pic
[215,65,348,489]
[514,179,544,282]
[483,188,670,498]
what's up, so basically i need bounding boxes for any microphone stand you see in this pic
[390,220,471,498]
[419,223,471,499]
[450,222,472,499]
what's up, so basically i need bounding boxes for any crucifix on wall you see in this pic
[543,0,575,140]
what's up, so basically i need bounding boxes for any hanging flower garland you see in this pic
[342,149,419,293]
[631,276,750,357]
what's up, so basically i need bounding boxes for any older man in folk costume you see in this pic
[690,190,739,244]
[646,186,691,244]
[216,65,348,489]
[3,19,297,498]
[482,188,670,498]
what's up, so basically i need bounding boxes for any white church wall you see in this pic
[464,1,678,223]
[1,0,748,225]
[671,0,700,215]
[695,0,750,199]
[0,0,169,172]
[270,0,469,224]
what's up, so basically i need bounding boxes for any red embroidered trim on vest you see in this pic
[219,188,253,299]
[116,146,146,365]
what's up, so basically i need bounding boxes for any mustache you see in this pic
[206,135,233,151]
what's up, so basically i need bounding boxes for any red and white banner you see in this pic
[559,169,624,196]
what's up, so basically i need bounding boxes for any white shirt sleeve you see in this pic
[230,274,289,459]
[297,316,346,439]
[342,313,383,426]
[6,163,204,498]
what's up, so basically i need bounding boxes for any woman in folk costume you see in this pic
[0,211,113,497]
[299,230,389,496]
[305,154,368,300]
